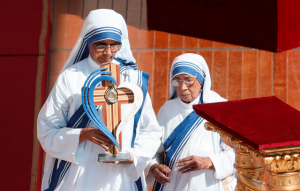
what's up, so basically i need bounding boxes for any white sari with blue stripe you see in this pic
[38,9,161,191]
[145,53,236,191]
[38,56,161,191]
[146,94,236,191]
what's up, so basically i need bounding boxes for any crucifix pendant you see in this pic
[104,82,118,104]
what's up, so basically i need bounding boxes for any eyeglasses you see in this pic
[93,44,122,52]
[171,78,197,87]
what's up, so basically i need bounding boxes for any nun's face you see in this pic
[89,39,121,65]
[173,74,202,103]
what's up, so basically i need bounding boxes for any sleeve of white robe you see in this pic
[37,72,82,164]
[209,139,235,180]
[124,93,163,181]
[207,91,235,180]
[144,103,167,186]
[144,142,164,186]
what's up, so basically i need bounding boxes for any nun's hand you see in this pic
[176,155,215,173]
[79,127,113,152]
[150,164,171,185]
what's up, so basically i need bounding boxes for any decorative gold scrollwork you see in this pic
[264,153,300,173]
[204,122,300,191]
[204,122,266,191]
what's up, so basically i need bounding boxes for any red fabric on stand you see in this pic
[193,96,300,150]
[147,0,300,52]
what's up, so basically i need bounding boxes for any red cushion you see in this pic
[193,96,300,150]
[147,0,300,52]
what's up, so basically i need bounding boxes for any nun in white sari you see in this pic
[146,53,236,191]
[37,9,161,191]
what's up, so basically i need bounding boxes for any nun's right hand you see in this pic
[79,127,113,152]
[150,164,171,185]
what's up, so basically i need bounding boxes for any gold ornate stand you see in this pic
[205,122,300,191]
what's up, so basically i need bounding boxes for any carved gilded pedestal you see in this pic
[205,122,300,191]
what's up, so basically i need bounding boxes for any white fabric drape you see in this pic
[38,9,162,191]
[38,56,162,191]
[146,53,236,191]
[169,53,213,103]
[60,9,135,73]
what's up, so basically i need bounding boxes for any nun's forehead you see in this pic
[85,27,122,47]
[172,73,195,79]
[93,39,121,44]
[171,61,203,76]
[171,60,205,85]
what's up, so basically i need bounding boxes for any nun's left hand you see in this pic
[176,155,215,173]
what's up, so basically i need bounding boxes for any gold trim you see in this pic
[205,122,300,191]
[262,146,300,156]
[30,0,49,190]
[264,154,300,173]
[267,171,300,191]
[205,122,266,191]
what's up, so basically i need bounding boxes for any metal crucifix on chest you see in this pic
[93,64,142,158]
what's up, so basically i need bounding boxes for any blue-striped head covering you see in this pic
[171,61,205,85]
[60,9,136,73]
[169,53,212,103]
[85,27,122,47]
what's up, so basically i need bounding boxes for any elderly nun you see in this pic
[146,53,236,191]
[37,9,161,191]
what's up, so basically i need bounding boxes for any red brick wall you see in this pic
[48,0,300,112]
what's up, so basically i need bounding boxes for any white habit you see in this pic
[146,95,236,191]
[38,56,161,191]
[145,53,236,191]
[37,9,162,191]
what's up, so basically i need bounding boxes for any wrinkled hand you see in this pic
[176,156,214,173]
[79,127,113,152]
[150,164,171,185]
